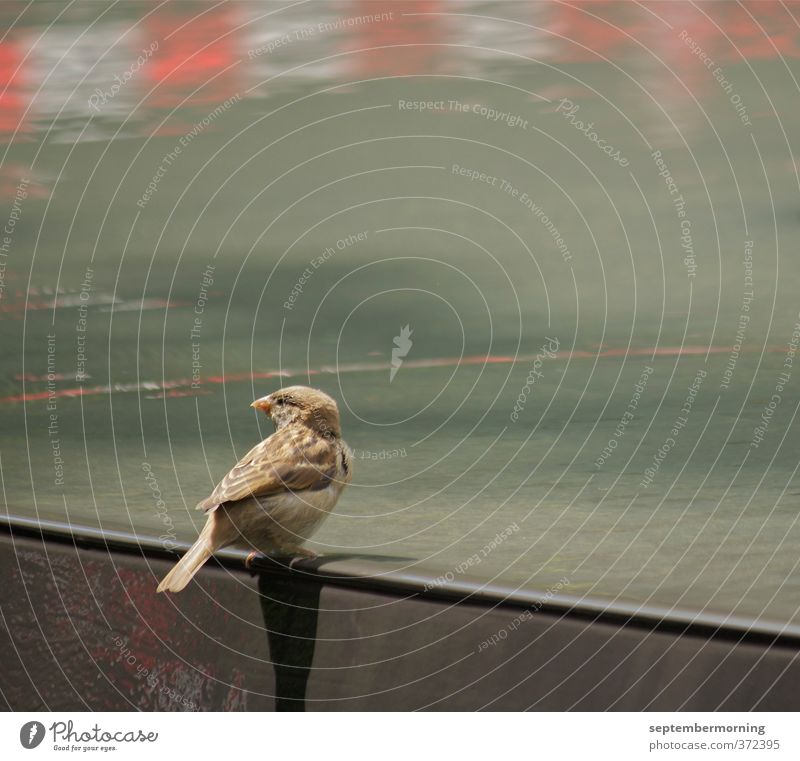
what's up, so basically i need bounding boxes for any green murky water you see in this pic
[2,1,800,622]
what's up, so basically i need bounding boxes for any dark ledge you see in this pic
[2,512,799,649]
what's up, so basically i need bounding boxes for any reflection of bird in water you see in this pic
[157,386,351,593]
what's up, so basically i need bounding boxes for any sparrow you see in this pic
[157,385,351,593]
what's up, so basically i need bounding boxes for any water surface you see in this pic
[2,1,800,623]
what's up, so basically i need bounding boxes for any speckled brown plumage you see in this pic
[157,386,351,593]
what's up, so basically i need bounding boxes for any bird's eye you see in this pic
[275,398,285,406]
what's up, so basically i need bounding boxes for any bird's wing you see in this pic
[196,428,337,512]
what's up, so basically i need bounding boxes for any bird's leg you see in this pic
[281,544,319,568]
[245,546,317,569]
[281,544,318,559]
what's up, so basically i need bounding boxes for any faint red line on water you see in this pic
[0,298,188,314]
[599,346,725,357]
[15,372,88,382]
[0,346,782,405]
[145,389,213,400]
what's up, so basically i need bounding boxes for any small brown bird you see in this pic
[157,386,351,593]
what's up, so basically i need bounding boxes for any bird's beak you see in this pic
[251,396,271,412]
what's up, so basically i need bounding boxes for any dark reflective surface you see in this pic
[3,530,798,710]
[1,1,800,622]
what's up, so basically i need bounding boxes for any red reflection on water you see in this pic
[637,1,799,62]
[0,41,29,135]
[704,1,800,60]
[546,1,800,64]
[546,1,638,62]
[141,4,241,110]
[0,0,797,140]
[343,1,447,76]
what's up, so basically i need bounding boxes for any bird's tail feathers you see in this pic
[157,526,215,593]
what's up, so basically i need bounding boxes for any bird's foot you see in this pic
[286,546,319,568]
